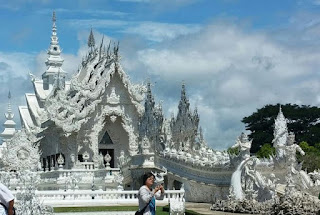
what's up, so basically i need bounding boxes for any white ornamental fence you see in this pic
[12,189,185,207]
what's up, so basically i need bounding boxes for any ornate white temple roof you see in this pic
[19,12,71,131]
[43,41,145,134]
[25,93,43,126]
[18,106,34,130]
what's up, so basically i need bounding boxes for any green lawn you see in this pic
[54,206,203,214]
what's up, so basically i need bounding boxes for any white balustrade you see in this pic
[11,189,184,206]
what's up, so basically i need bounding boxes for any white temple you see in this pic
[0,12,232,203]
[1,12,320,213]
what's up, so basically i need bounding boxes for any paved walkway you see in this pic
[52,202,254,215]
[185,203,255,215]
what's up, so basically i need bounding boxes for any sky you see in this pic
[1,0,320,150]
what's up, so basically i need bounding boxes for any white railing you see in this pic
[12,189,184,206]
[40,168,120,179]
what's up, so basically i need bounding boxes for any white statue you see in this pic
[272,106,288,159]
[243,158,265,190]
[117,150,127,168]
[170,198,185,215]
[114,171,124,190]
[231,132,252,159]
[285,132,305,174]
[141,136,151,154]
[151,167,167,185]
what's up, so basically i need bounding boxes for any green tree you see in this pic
[297,141,320,172]
[256,143,275,158]
[227,146,239,155]
[242,103,320,153]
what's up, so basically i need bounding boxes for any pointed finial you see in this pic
[88,28,95,49]
[199,126,203,140]
[5,90,14,119]
[181,81,186,99]
[146,81,152,99]
[101,35,104,47]
[52,11,56,22]
[99,35,104,60]
[194,106,198,115]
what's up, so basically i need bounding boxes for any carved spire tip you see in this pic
[52,11,56,22]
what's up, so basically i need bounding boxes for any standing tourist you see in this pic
[0,182,14,215]
[137,172,165,215]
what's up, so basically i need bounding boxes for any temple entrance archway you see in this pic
[98,116,129,168]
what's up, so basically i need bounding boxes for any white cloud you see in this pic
[66,19,129,29]
[121,22,320,150]
[123,22,201,42]
[312,0,320,5]
[67,19,201,42]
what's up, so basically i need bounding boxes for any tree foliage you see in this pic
[242,103,320,153]
[297,141,320,172]
[256,143,275,158]
[227,146,239,155]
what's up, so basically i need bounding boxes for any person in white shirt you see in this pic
[138,172,165,215]
[0,183,14,215]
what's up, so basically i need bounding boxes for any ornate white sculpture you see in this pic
[114,171,124,190]
[110,115,117,123]
[285,132,305,173]
[83,151,90,162]
[151,167,167,185]
[107,87,120,104]
[141,136,151,155]
[15,170,53,215]
[2,129,40,171]
[65,172,81,190]
[57,154,64,169]
[231,132,252,160]
[272,106,288,160]
[117,150,129,168]
[170,198,185,215]
[104,152,111,168]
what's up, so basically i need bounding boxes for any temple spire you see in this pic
[5,91,13,120]
[181,82,187,101]
[146,81,153,101]
[1,91,16,144]
[88,28,95,51]
[42,11,66,90]
[171,83,199,146]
